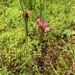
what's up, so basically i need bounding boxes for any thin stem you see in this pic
[19,0,28,38]
[40,0,45,20]
[19,0,24,12]
[29,0,32,10]
[43,0,45,21]
[40,0,42,19]
[34,0,36,11]
[50,62,59,75]
[25,18,28,37]
[61,39,75,64]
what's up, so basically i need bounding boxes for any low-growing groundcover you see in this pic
[0,0,75,75]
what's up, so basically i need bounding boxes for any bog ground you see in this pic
[0,0,75,75]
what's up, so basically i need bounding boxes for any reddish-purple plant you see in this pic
[36,18,50,33]
[22,11,31,22]
[22,11,31,37]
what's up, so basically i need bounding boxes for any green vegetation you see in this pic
[0,0,75,75]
